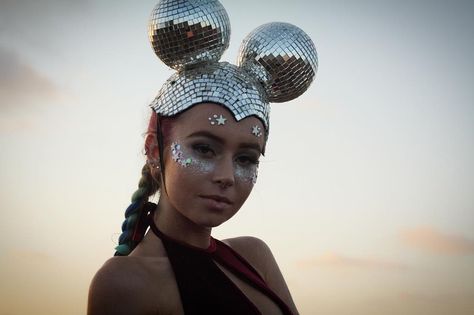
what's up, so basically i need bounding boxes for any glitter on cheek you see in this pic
[171,142,192,167]
[235,164,258,186]
[170,141,216,173]
[251,167,258,185]
[189,156,215,174]
[170,141,258,185]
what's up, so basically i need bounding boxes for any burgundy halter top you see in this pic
[148,219,294,315]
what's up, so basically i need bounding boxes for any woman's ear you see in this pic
[145,132,162,182]
[145,111,160,160]
[144,111,163,184]
[145,132,159,161]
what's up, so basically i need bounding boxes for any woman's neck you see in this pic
[153,199,212,249]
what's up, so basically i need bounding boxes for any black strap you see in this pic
[149,220,261,315]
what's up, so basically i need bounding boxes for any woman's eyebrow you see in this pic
[187,130,224,143]
[187,130,263,153]
[238,142,263,153]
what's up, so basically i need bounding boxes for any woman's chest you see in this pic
[143,260,283,315]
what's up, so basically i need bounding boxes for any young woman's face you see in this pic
[160,103,266,228]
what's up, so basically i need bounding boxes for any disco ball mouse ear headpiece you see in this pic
[148,0,318,132]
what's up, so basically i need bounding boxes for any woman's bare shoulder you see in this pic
[92,256,155,281]
[88,256,171,315]
[222,236,273,278]
[223,236,271,255]
[88,257,146,314]
[223,236,300,314]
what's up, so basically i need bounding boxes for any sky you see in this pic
[1,0,473,314]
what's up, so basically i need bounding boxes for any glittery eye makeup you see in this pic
[170,141,259,185]
[170,141,216,173]
[171,142,193,167]
[189,144,216,173]
[235,162,259,185]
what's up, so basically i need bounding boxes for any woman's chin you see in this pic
[192,214,233,229]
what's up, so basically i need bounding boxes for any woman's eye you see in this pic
[236,155,260,166]
[192,144,214,156]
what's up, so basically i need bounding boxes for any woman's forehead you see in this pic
[172,103,265,146]
[177,103,263,128]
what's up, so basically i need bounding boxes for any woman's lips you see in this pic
[199,195,233,210]
[200,195,233,204]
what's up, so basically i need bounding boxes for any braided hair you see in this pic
[114,164,158,255]
[114,111,167,256]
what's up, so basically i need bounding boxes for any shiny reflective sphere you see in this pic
[148,0,231,70]
[238,22,318,103]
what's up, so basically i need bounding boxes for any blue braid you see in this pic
[114,164,159,256]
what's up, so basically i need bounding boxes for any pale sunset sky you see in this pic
[1,0,473,314]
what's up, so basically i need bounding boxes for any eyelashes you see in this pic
[191,143,260,166]
[192,143,214,157]
[235,155,260,166]
[173,141,259,185]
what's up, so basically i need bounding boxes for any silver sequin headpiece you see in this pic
[148,0,318,131]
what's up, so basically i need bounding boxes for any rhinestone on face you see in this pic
[251,125,262,137]
[171,142,192,167]
[208,114,227,125]
[215,114,226,125]
[251,170,258,185]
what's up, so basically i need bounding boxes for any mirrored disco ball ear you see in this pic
[237,22,318,103]
[148,0,231,70]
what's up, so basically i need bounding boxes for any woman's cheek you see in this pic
[170,141,215,174]
[235,164,258,186]
[190,157,215,174]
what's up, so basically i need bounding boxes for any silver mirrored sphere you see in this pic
[238,22,318,103]
[148,0,231,70]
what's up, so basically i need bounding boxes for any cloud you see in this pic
[0,46,61,111]
[296,252,409,271]
[400,226,474,255]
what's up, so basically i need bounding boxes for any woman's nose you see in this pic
[212,157,235,189]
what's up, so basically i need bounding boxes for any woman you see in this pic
[88,0,317,314]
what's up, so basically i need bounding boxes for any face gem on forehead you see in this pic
[251,125,262,137]
[171,142,192,167]
[208,114,227,126]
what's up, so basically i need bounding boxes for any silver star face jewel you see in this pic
[216,114,227,125]
[209,114,226,126]
[251,125,262,137]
